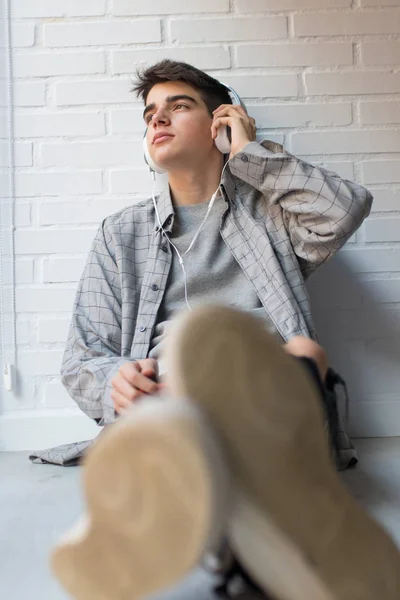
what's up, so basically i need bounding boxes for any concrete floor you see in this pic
[1,438,400,600]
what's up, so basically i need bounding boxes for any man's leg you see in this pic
[165,305,400,600]
[51,305,400,600]
[51,396,233,600]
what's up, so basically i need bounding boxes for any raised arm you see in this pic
[228,140,372,277]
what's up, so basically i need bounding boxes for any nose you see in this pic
[151,107,170,128]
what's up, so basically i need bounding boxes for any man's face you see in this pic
[144,81,217,171]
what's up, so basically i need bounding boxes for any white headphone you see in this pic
[145,82,247,312]
[142,83,247,175]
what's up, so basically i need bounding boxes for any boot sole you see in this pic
[51,399,229,600]
[165,305,400,600]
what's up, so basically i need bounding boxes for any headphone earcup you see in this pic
[214,124,231,155]
[143,135,167,175]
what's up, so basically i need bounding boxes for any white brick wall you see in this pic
[3,0,400,449]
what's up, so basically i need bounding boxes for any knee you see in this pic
[284,336,328,381]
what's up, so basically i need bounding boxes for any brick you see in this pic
[112,46,230,74]
[257,133,285,146]
[44,21,161,48]
[0,320,30,348]
[360,101,400,125]
[11,24,35,48]
[361,42,400,66]
[43,257,86,283]
[114,0,229,14]
[15,203,32,227]
[361,0,399,6]
[13,52,106,79]
[110,170,161,194]
[41,141,141,168]
[13,83,46,107]
[362,161,400,185]
[237,43,352,67]
[237,0,351,9]
[248,103,352,128]
[38,319,70,344]
[294,12,400,36]
[39,199,134,225]
[305,72,400,95]
[362,279,400,304]
[56,80,133,106]
[11,0,106,17]
[0,142,32,167]
[214,74,299,98]
[43,381,76,409]
[14,112,105,138]
[291,130,400,155]
[16,288,76,314]
[15,172,102,197]
[15,229,95,255]
[340,248,400,273]
[171,17,287,43]
[2,259,34,284]
[66,0,106,16]
[11,0,64,17]
[307,267,363,309]
[17,350,64,375]
[313,306,400,341]
[369,190,400,211]
[110,108,146,134]
[302,160,354,180]
[364,218,400,242]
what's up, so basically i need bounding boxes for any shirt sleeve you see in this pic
[60,219,129,426]
[228,140,373,278]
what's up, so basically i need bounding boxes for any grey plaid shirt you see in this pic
[61,140,372,426]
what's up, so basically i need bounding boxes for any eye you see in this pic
[146,104,188,124]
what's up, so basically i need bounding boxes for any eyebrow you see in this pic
[143,94,198,121]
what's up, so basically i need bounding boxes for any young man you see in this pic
[53,60,400,599]
[60,59,370,427]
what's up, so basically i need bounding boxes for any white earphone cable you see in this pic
[151,158,230,311]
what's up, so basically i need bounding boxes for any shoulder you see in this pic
[103,197,154,232]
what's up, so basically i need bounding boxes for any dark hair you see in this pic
[131,59,232,117]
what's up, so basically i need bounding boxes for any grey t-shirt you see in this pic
[149,193,276,366]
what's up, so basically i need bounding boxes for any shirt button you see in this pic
[161,245,168,253]
[151,284,159,291]
[139,326,146,333]
[241,155,249,163]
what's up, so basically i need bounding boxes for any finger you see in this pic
[119,360,142,383]
[112,374,140,402]
[213,106,248,122]
[111,389,137,415]
[128,371,160,395]
[139,358,159,374]
[140,358,159,381]
[211,115,232,139]
[213,104,246,116]
[117,362,159,395]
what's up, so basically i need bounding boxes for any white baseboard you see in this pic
[0,409,102,452]
[1,401,400,452]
